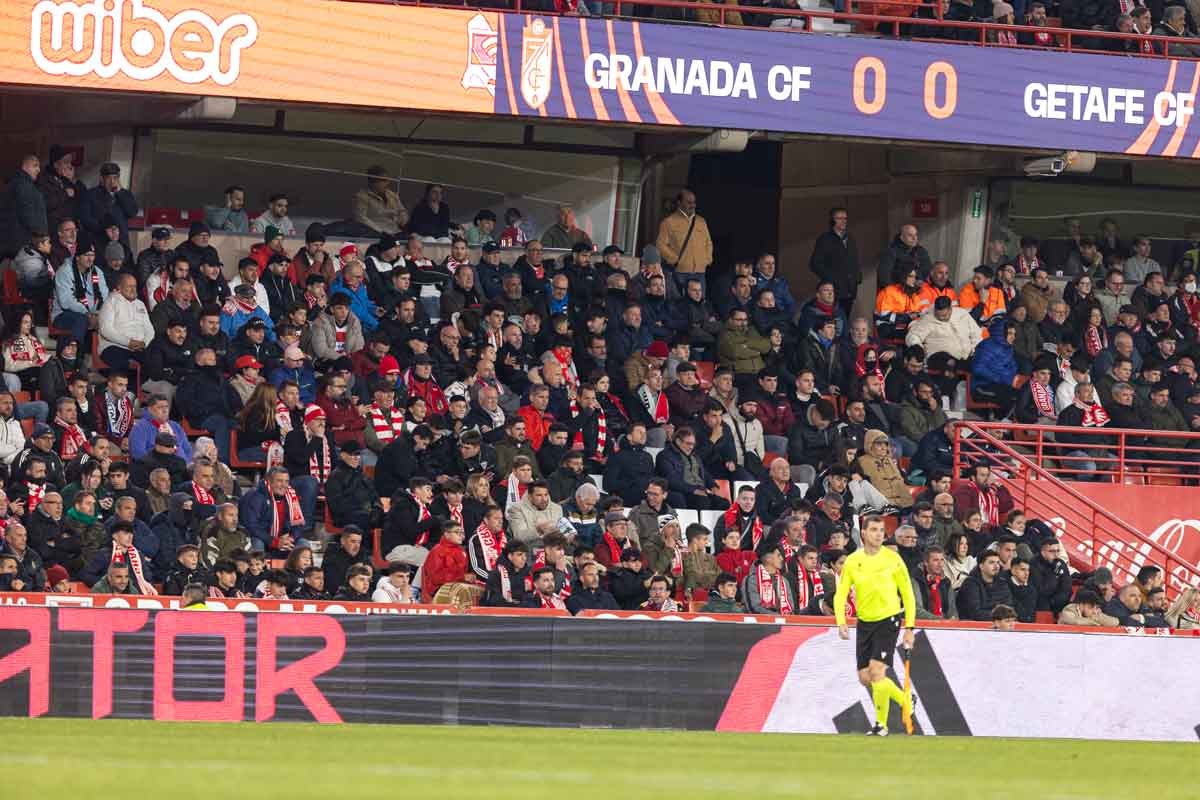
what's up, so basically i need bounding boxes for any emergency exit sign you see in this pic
[912,197,939,218]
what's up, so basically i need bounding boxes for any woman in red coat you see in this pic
[421,523,473,603]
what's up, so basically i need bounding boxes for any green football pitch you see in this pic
[0,718,1193,798]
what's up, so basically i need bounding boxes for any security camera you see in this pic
[1023,150,1096,177]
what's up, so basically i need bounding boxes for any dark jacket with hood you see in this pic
[482,554,532,607]
[957,565,1014,621]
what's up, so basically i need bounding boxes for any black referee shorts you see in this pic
[855,614,902,671]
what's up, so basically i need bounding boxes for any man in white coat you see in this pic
[905,296,982,363]
[98,272,155,372]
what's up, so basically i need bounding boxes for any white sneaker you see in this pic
[867,723,889,736]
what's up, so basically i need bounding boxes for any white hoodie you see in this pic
[372,575,414,604]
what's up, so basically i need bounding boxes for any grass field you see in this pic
[0,718,1194,798]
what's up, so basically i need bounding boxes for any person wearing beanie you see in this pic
[283,405,336,516]
[79,161,138,248]
[248,223,290,274]
[989,1,1017,44]
[51,232,109,344]
[36,145,85,236]
[353,165,408,235]
[251,192,295,237]
[291,221,335,287]
[173,220,219,273]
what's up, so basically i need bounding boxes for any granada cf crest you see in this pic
[461,13,497,96]
[520,18,554,109]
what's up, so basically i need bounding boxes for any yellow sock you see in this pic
[871,680,891,727]
[883,677,908,710]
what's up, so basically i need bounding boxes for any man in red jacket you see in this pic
[316,372,367,448]
[421,522,475,603]
[517,384,555,451]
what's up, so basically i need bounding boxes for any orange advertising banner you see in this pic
[0,0,497,113]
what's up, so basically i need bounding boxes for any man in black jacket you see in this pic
[957,550,1014,621]
[1,155,47,259]
[565,561,618,614]
[808,207,860,317]
[1007,557,1038,623]
[756,457,804,525]
[321,527,372,592]
[1030,538,1073,614]
[605,422,655,507]
[482,543,531,607]
[174,347,234,463]
[141,319,194,399]
[608,547,652,609]
[325,442,382,531]
[161,544,205,596]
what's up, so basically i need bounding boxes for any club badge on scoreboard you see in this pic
[520,17,554,110]
[461,13,497,96]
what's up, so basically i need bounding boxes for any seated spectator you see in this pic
[80,521,154,591]
[282,404,334,525]
[874,265,923,339]
[161,543,204,596]
[130,394,192,463]
[724,395,767,479]
[595,511,635,570]
[605,421,655,507]
[717,309,770,377]
[251,193,295,236]
[566,561,618,614]
[956,549,1013,621]
[506,479,563,545]
[223,283,275,344]
[742,541,795,614]
[656,426,723,510]
[905,297,981,367]
[204,185,248,233]
[291,565,330,600]
[328,260,379,333]
[408,184,452,240]
[421,522,474,603]
[353,166,407,234]
[970,319,1019,412]
[329,563,370,601]
[958,265,1007,328]
[52,235,108,344]
[238,467,305,556]
[2,308,49,394]
[853,430,912,510]
[1057,588,1117,627]
[140,319,191,401]
[609,547,652,609]
[325,441,381,531]
[90,560,135,595]
[465,209,497,247]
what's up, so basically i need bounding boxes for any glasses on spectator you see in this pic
[331,383,347,389]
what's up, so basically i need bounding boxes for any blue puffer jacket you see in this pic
[971,319,1017,389]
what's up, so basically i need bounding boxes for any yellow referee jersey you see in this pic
[834,547,916,627]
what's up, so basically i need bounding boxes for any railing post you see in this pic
[1035,430,1044,473]
[1117,433,1126,484]
[951,423,961,478]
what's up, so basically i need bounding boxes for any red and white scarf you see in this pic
[552,348,578,389]
[926,573,943,617]
[497,564,517,602]
[113,543,154,595]
[105,392,134,437]
[795,566,825,610]
[54,417,89,461]
[1084,326,1105,358]
[447,503,463,526]
[235,296,258,315]
[1016,254,1042,276]
[532,550,573,599]
[1030,380,1055,417]
[24,481,45,513]
[333,324,348,354]
[505,472,527,511]
[570,400,606,461]
[369,404,405,444]
[723,504,763,550]
[642,598,680,612]
[970,480,999,526]
[308,431,332,483]
[475,520,506,573]
[996,29,1017,46]
[193,482,214,506]
[532,591,566,610]
[81,270,101,310]
[403,369,449,416]
[755,563,794,614]
[601,531,625,564]
[270,486,306,548]
[665,539,684,578]
[275,401,294,437]
[413,495,432,547]
[637,384,669,424]
[1078,400,1110,428]
[7,335,46,367]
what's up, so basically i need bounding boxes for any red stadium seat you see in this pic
[324,503,344,535]
[2,270,28,308]
[694,361,715,389]
[229,430,266,470]
[181,420,210,438]
[712,479,732,504]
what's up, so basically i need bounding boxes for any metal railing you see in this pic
[951,419,1200,598]
[348,0,1200,61]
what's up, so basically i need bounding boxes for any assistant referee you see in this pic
[833,514,917,736]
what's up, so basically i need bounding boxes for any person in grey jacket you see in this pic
[308,298,366,364]
[911,545,957,620]
[205,186,250,233]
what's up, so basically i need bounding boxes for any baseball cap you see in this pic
[155,431,178,447]
[152,226,172,241]
[32,422,53,439]
[620,547,642,561]
[602,245,624,256]
[234,355,263,371]
[481,241,501,254]
[234,283,256,298]
[604,511,627,525]
[99,162,120,176]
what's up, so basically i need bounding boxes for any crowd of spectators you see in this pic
[0,149,1196,629]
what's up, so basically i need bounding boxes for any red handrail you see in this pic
[344,0,1200,61]
[951,420,1200,598]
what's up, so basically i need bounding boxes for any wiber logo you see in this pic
[30,0,258,86]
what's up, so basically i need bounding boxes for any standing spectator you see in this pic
[251,193,295,236]
[37,145,84,235]
[656,188,713,293]
[806,208,864,316]
[352,166,408,234]
[79,162,137,248]
[877,223,932,289]
[1,154,46,259]
[205,185,249,233]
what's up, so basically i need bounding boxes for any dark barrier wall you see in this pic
[0,608,776,727]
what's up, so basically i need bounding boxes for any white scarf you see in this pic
[505,472,527,511]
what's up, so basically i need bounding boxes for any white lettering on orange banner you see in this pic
[30,0,258,86]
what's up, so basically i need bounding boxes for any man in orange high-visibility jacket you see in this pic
[958,265,1007,336]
